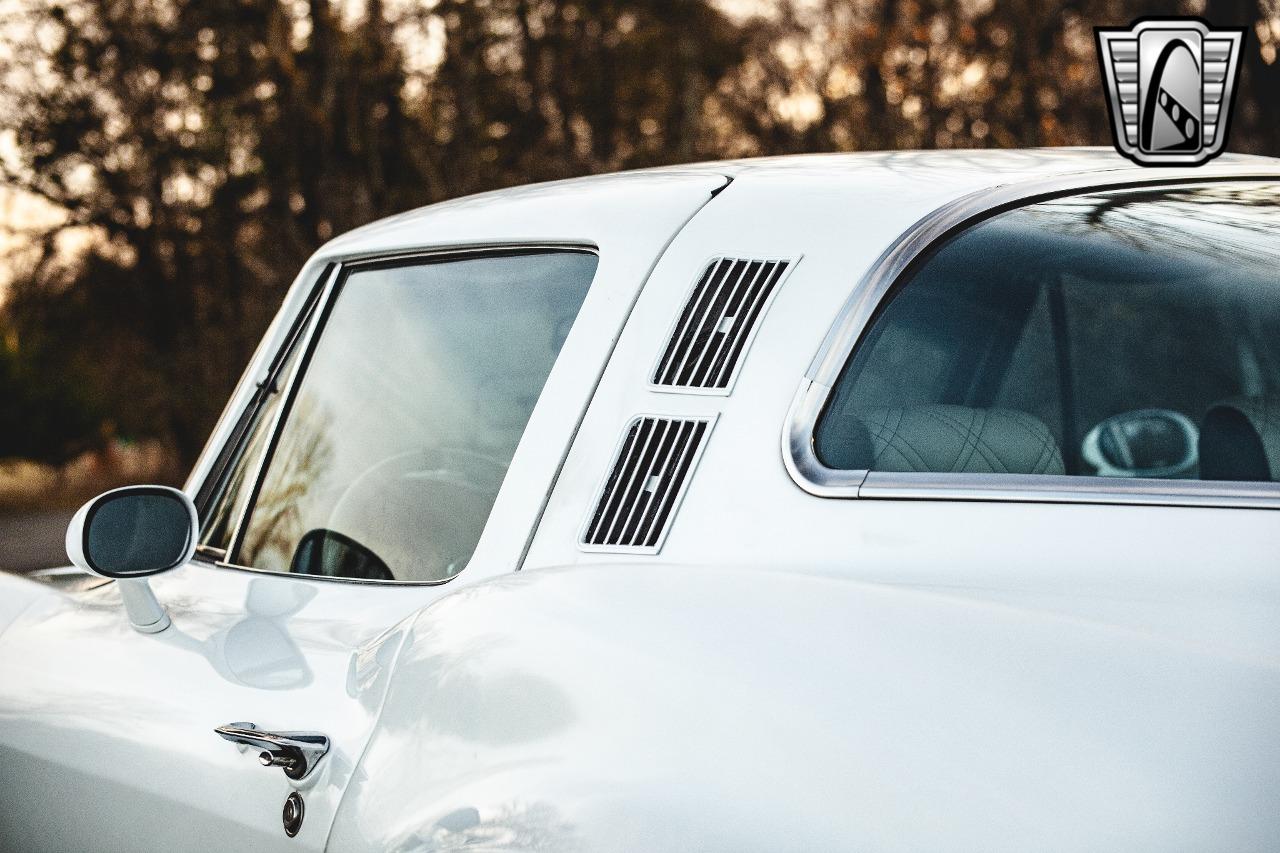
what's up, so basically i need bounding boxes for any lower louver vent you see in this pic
[652,256,793,392]
[581,415,714,553]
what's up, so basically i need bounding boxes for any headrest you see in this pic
[1199,395,1280,481]
[821,404,1064,475]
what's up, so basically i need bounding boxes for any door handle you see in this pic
[215,722,329,781]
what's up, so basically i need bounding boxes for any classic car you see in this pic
[3,148,1280,851]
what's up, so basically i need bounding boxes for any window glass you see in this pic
[198,399,279,555]
[815,183,1280,482]
[198,301,318,556]
[236,251,596,582]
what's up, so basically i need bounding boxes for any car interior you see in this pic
[815,185,1280,482]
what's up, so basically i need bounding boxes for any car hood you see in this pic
[331,561,1280,852]
[0,570,60,642]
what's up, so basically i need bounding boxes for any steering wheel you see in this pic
[1080,408,1198,479]
[325,447,510,581]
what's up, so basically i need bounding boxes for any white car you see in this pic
[3,148,1280,852]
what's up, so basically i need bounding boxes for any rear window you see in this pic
[814,182,1280,482]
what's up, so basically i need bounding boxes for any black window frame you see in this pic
[192,264,335,562]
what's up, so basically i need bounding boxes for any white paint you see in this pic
[4,148,1280,851]
[0,169,726,851]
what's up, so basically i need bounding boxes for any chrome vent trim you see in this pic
[580,414,715,553]
[651,256,795,393]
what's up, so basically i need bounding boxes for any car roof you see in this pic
[644,145,1269,179]
[316,147,1280,261]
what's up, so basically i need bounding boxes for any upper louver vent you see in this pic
[581,415,714,553]
[652,257,793,392]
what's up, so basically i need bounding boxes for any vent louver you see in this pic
[652,257,793,392]
[581,415,714,553]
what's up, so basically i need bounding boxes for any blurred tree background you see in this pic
[1,0,1278,491]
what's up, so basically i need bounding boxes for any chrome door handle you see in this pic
[215,722,329,781]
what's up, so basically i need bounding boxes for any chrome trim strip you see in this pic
[860,472,1280,509]
[784,164,1280,507]
[224,264,342,562]
[183,257,331,501]
[782,379,868,496]
[196,554,456,587]
[319,240,598,268]
[193,262,335,525]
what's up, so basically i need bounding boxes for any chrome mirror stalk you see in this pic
[117,578,171,634]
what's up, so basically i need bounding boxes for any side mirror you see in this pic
[65,485,198,633]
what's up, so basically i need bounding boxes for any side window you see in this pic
[814,183,1280,482]
[197,378,291,556]
[198,278,326,557]
[234,251,596,582]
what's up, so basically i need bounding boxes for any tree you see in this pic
[2,0,1277,472]
[1,0,429,463]
[1207,0,1280,157]
[0,0,749,467]
[407,0,747,195]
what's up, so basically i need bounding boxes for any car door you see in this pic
[0,169,730,853]
[0,249,602,852]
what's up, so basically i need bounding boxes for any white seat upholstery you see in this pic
[823,404,1064,475]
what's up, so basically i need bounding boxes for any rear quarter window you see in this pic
[814,182,1280,483]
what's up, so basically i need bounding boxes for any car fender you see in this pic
[328,561,1280,852]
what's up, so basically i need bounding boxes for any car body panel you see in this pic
[522,155,1280,636]
[0,571,49,641]
[0,563,415,852]
[329,562,1280,852]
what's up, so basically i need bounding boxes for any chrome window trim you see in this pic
[858,472,1280,510]
[783,165,1280,508]
[192,262,335,521]
[223,263,343,564]
[321,240,598,269]
[211,243,599,585]
[199,554,457,587]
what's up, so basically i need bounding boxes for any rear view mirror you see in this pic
[65,485,198,633]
